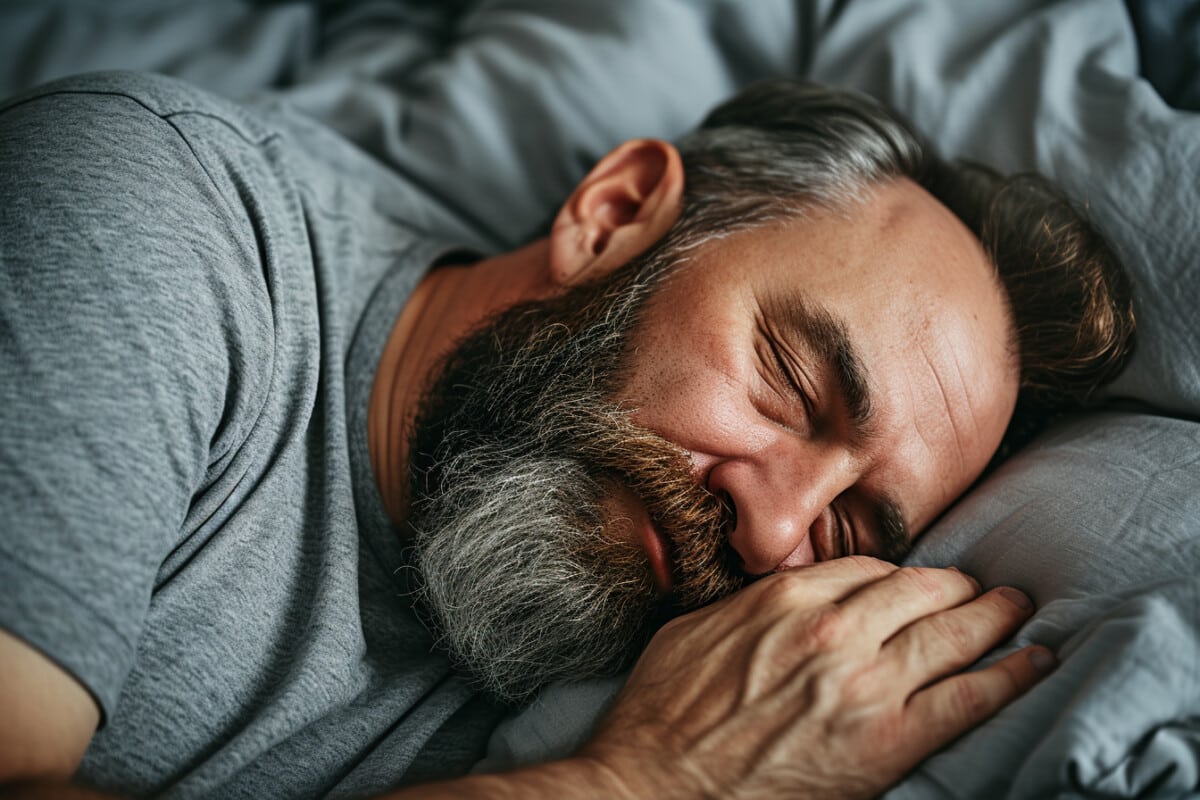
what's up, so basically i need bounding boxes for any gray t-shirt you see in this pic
[0,71,503,798]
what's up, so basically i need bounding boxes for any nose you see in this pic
[706,440,859,575]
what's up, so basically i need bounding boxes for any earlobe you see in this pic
[548,139,684,288]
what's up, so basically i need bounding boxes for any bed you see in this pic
[3,1,1198,796]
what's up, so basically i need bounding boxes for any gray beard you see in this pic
[410,450,659,703]
[405,255,743,703]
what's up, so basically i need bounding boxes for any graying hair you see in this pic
[654,80,925,268]
[412,452,655,702]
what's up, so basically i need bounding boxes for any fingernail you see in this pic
[998,587,1033,610]
[1029,648,1057,674]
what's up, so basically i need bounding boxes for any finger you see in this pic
[883,587,1036,686]
[836,565,983,643]
[903,645,1057,756]
[740,555,902,612]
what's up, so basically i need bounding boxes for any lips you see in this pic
[600,482,675,594]
[636,512,674,594]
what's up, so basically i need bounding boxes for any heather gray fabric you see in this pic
[3,2,1200,797]
[0,0,807,248]
[0,3,809,796]
[893,413,1200,797]
[0,71,505,799]
[276,0,806,247]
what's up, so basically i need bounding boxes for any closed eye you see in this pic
[765,330,815,420]
[832,502,855,557]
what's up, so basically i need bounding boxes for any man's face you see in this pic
[406,177,1018,701]
[616,178,1018,578]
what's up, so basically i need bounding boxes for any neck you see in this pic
[367,239,557,525]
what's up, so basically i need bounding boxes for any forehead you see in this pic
[743,179,1000,310]
[784,182,1010,506]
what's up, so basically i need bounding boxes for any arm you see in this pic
[0,86,262,798]
[384,558,1051,799]
[0,629,120,798]
[0,557,1043,799]
[0,629,98,783]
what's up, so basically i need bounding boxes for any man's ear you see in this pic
[548,138,684,288]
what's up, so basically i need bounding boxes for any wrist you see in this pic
[574,740,713,800]
[566,753,643,800]
[416,754,670,800]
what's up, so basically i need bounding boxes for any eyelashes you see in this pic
[765,329,816,423]
[832,502,855,557]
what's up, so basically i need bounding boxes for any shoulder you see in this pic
[0,70,291,250]
[0,71,282,323]
[0,71,282,476]
[0,70,274,145]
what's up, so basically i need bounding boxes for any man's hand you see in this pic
[578,557,1051,800]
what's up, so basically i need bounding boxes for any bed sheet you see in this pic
[3,1,1199,797]
[0,0,314,102]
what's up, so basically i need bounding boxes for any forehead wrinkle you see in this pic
[918,337,968,477]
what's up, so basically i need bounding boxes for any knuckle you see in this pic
[655,614,690,639]
[949,678,990,724]
[845,554,897,579]
[864,703,907,749]
[800,656,861,712]
[894,566,947,603]
[839,664,883,707]
[754,570,810,607]
[926,614,976,656]
[899,565,981,602]
[799,604,848,650]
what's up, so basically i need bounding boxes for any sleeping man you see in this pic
[0,73,1132,798]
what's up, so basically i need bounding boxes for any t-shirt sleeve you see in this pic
[0,86,265,722]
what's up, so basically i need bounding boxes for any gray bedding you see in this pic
[3,1,1198,797]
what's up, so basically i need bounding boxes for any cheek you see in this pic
[619,323,770,465]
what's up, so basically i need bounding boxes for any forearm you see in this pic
[0,761,635,800]
[380,755,659,800]
[0,758,651,800]
[0,783,118,800]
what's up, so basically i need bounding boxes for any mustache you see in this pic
[570,407,747,611]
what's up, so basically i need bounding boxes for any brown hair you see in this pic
[921,162,1135,455]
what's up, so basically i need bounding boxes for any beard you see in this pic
[404,250,748,703]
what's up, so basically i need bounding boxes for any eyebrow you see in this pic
[769,290,913,561]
